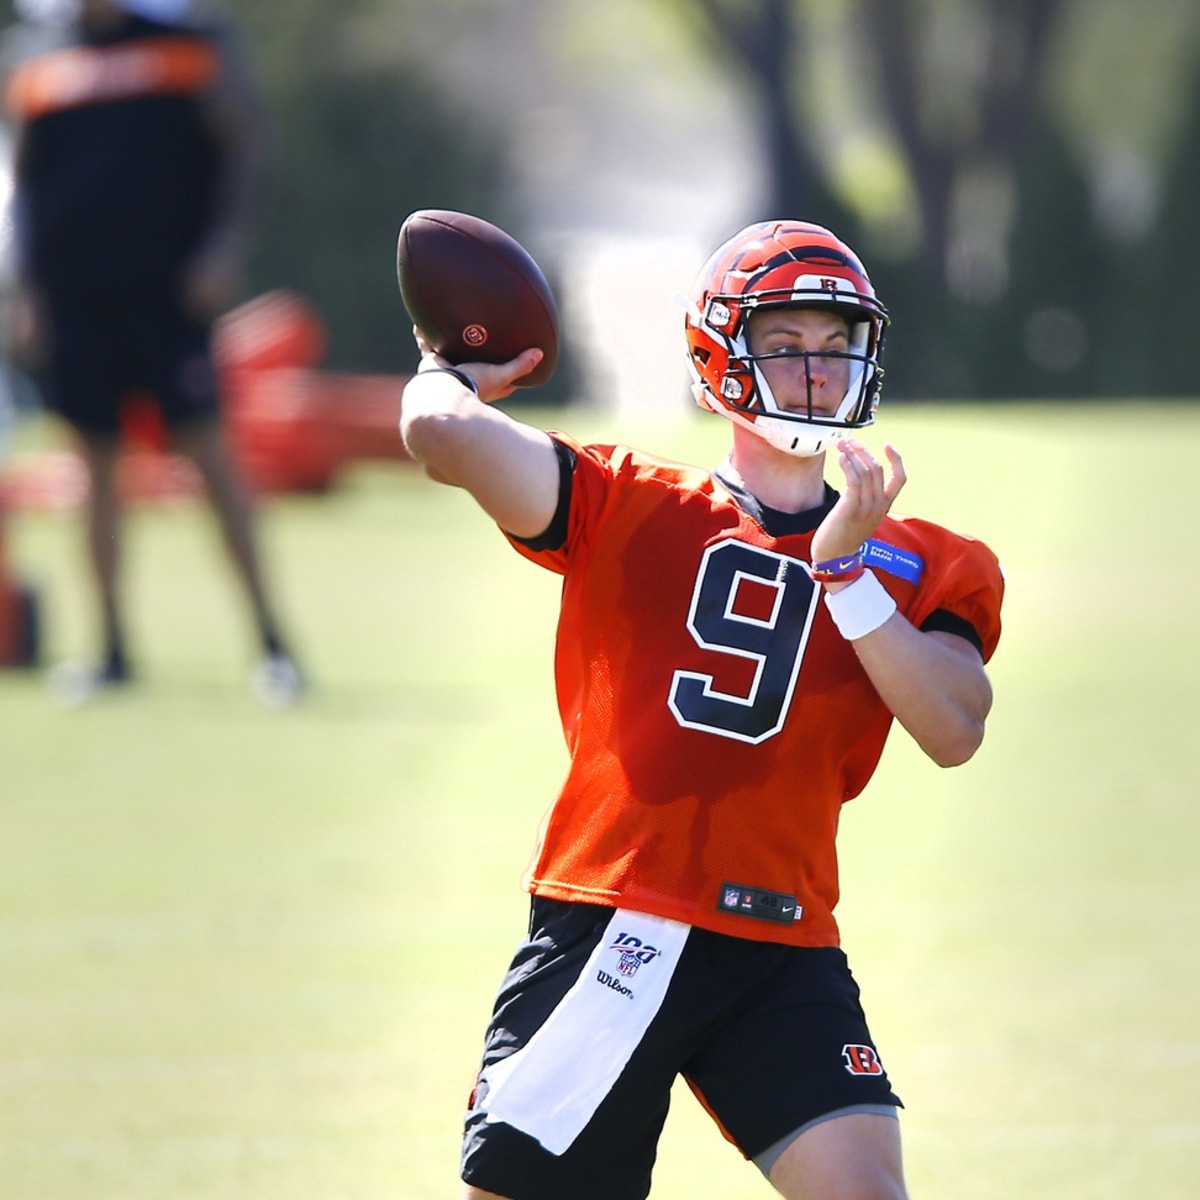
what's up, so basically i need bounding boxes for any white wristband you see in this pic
[823,569,897,641]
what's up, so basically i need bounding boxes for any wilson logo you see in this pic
[596,969,634,998]
[842,1044,884,1076]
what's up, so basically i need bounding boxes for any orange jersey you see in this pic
[5,37,221,121]
[506,435,1003,947]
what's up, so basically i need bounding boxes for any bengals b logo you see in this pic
[842,1044,883,1076]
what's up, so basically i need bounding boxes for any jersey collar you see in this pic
[712,471,839,538]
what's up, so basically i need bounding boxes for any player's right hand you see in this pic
[1,286,49,367]
[413,326,543,404]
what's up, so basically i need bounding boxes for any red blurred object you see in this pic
[0,290,414,510]
[214,288,328,375]
[217,289,413,493]
[119,390,169,453]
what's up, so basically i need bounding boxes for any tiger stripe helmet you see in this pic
[685,220,890,457]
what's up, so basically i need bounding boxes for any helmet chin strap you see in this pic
[746,414,837,459]
[687,360,844,459]
[689,378,835,458]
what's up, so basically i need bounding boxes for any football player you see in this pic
[3,0,303,704]
[400,220,1004,1200]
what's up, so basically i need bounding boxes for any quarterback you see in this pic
[400,220,1004,1200]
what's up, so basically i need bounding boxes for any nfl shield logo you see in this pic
[609,932,662,977]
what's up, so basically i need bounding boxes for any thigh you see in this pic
[125,298,220,430]
[769,1110,906,1200]
[684,946,903,1163]
[461,900,689,1200]
[41,303,124,436]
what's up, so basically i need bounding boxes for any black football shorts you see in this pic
[42,294,220,436]
[460,897,902,1200]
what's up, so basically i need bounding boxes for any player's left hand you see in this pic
[810,438,906,565]
[181,239,243,318]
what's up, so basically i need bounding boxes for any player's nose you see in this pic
[797,357,836,414]
[806,354,833,388]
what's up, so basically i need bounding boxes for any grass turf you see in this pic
[1,401,1197,1198]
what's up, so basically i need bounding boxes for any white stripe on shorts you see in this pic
[479,907,691,1155]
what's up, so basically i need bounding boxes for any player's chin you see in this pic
[778,409,840,427]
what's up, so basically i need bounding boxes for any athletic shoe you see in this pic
[250,651,306,708]
[46,655,133,708]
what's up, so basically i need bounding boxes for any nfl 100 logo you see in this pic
[609,931,662,977]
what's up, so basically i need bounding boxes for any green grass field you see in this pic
[2,401,1198,1199]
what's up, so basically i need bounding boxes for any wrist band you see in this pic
[416,365,479,395]
[823,569,897,640]
[811,550,865,583]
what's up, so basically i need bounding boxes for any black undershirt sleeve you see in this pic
[919,609,984,656]
[507,438,576,552]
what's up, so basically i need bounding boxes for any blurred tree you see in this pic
[670,0,1065,396]
[247,68,506,374]
[666,0,850,234]
[229,0,579,399]
[965,115,1107,399]
[1131,62,1200,399]
[12,0,1192,398]
[224,0,524,376]
[663,0,1200,400]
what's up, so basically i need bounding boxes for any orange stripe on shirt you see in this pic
[5,37,220,120]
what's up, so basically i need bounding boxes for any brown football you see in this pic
[396,209,559,387]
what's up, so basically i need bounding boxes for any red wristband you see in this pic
[810,552,865,584]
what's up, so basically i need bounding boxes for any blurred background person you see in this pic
[1,0,303,705]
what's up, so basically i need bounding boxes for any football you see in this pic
[396,209,559,387]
